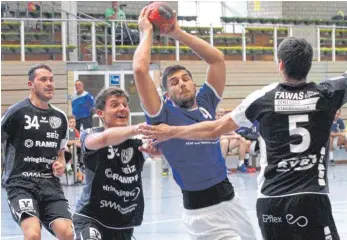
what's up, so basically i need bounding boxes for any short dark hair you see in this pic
[277,37,313,81]
[161,65,193,91]
[28,64,52,81]
[95,87,130,110]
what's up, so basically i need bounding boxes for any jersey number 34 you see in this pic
[24,115,40,130]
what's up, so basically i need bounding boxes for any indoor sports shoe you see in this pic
[161,170,169,176]
[247,167,257,173]
[237,164,254,173]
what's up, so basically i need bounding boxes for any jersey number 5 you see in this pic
[24,115,40,130]
[289,114,310,153]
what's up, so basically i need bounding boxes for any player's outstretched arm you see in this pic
[162,13,226,97]
[84,125,140,151]
[139,114,238,143]
[133,7,161,116]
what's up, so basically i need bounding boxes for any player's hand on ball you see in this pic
[52,161,65,177]
[138,7,153,33]
[161,11,181,38]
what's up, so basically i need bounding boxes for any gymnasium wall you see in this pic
[2,61,346,120]
[1,61,68,115]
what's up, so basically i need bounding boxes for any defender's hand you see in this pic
[138,124,174,144]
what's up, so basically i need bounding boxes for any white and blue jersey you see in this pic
[145,83,227,191]
[72,91,95,120]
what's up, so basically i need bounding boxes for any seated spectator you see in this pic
[329,109,347,165]
[105,1,126,22]
[216,108,254,173]
[104,2,139,45]
[235,121,258,173]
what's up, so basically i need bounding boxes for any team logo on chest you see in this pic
[49,116,61,129]
[121,148,134,164]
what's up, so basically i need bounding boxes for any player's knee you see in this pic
[56,229,74,240]
[21,217,41,240]
[52,221,74,240]
[24,230,41,240]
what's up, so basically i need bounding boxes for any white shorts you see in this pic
[183,197,256,240]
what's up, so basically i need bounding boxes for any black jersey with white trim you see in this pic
[75,127,146,229]
[1,98,68,184]
[230,73,347,197]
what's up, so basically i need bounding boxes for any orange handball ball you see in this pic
[147,2,175,33]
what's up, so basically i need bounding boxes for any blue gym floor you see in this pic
[2,162,347,240]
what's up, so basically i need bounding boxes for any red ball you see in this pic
[147,2,175,33]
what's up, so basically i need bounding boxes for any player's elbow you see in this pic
[85,134,107,150]
[133,64,149,77]
[209,52,225,68]
[215,50,225,62]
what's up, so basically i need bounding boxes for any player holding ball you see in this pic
[134,3,256,240]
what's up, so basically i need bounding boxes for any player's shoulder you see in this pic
[245,82,280,103]
[2,99,31,120]
[50,104,68,120]
[197,82,222,99]
[259,82,280,93]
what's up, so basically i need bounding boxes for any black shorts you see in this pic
[73,214,134,240]
[257,194,339,240]
[6,178,72,236]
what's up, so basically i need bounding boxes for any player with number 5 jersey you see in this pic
[139,37,346,240]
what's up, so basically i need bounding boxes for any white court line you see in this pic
[1,236,23,240]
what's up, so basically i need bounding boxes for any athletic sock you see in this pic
[244,153,250,166]
[238,160,244,167]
